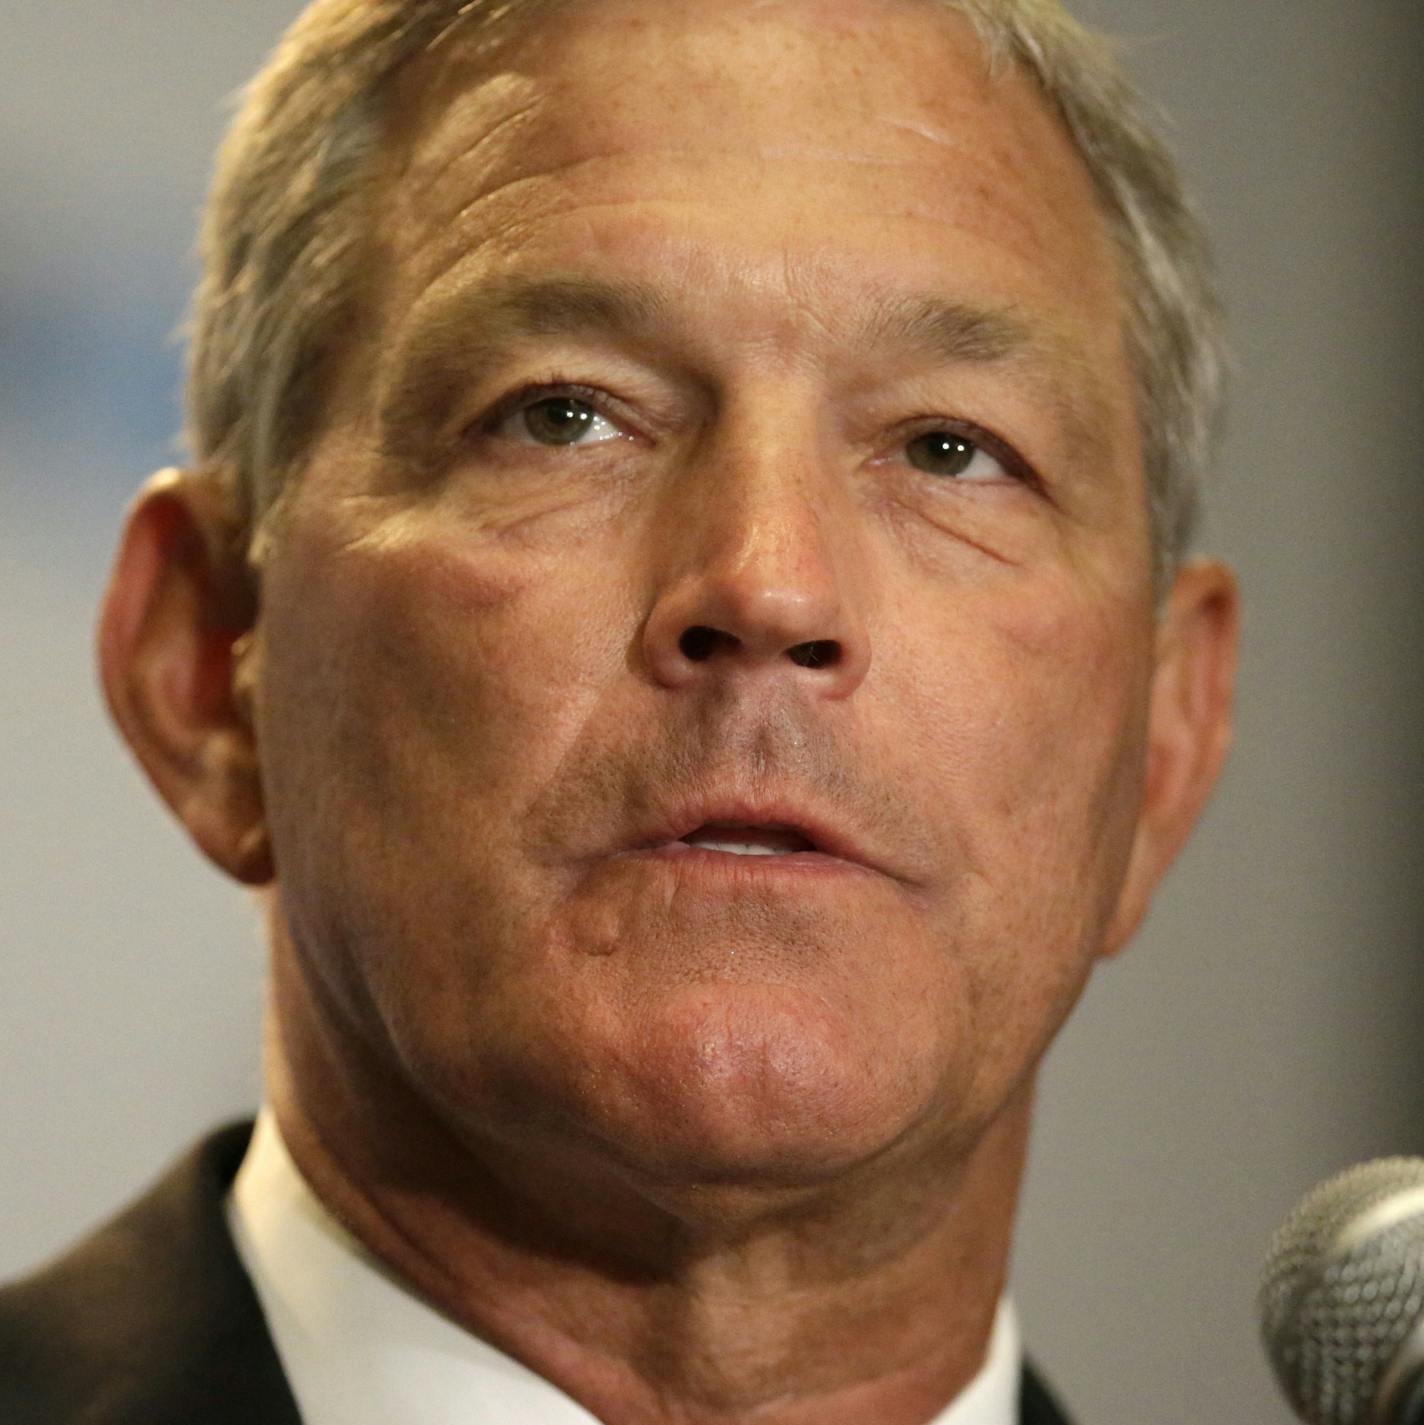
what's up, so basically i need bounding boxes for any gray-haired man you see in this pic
[0,1,1238,1421]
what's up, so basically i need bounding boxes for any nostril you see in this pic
[788,640,840,669]
[679,625,739,662]
[676,628,842,669]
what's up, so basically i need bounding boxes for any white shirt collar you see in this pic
[227,1108,1021,1425]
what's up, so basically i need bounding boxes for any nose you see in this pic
[640,439,871,700]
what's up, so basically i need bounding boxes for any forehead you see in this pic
[367,0,1133,443]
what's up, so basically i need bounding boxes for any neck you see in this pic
[263,927,1032,1425]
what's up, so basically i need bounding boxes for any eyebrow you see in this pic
[860,292,1035,365]
[421,273,672,349]
[375,273,1110,466]
[860,291,1110,453]
[377,275,672,459]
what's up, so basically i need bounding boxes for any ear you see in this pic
[96,468,273,885]
[1102,557,1240,956]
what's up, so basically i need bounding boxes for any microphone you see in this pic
[1259,1157,1424,1424]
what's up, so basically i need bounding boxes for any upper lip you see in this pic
[625,797,885,873]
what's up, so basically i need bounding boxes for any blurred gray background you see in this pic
[2,3,1420,1421]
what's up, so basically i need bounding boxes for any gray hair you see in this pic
[188,0,1222,589]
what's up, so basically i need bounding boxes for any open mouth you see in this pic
[617,804,882,877]
[675,823,817,857]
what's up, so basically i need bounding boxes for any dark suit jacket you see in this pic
[0,1124,1073,1424]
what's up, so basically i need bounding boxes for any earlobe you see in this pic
[1103,557,1240,956]
[96,468,273,885]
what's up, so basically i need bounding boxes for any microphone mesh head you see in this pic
[1259,1158,1424,1425]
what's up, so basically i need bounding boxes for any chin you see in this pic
[545,982,956,1193]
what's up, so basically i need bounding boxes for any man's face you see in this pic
[254,0,1160,1186]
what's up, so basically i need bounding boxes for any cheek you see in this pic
[932,566,1150,824]
[270,504,626,764]
[252,507,631,960]
[893,573,1153,1057]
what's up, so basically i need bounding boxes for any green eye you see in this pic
[522,397,600,445]
[905,430,984,479]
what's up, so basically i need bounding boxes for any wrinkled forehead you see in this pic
[380,0,1101,235]
[344,0,1135,478]
[376,0,1116,293]
[392,0,1009,138]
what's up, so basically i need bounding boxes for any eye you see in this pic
[495,393,626,447]
[903,428,1008,482]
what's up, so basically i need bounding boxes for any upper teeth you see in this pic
[679,826,811,855]
[692,840,793,856]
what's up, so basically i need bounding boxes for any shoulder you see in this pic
[0,1123,300,1425]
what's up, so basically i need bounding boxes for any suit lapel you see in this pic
[1020,1361,1075,1425]
[0,1122,302,1425]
